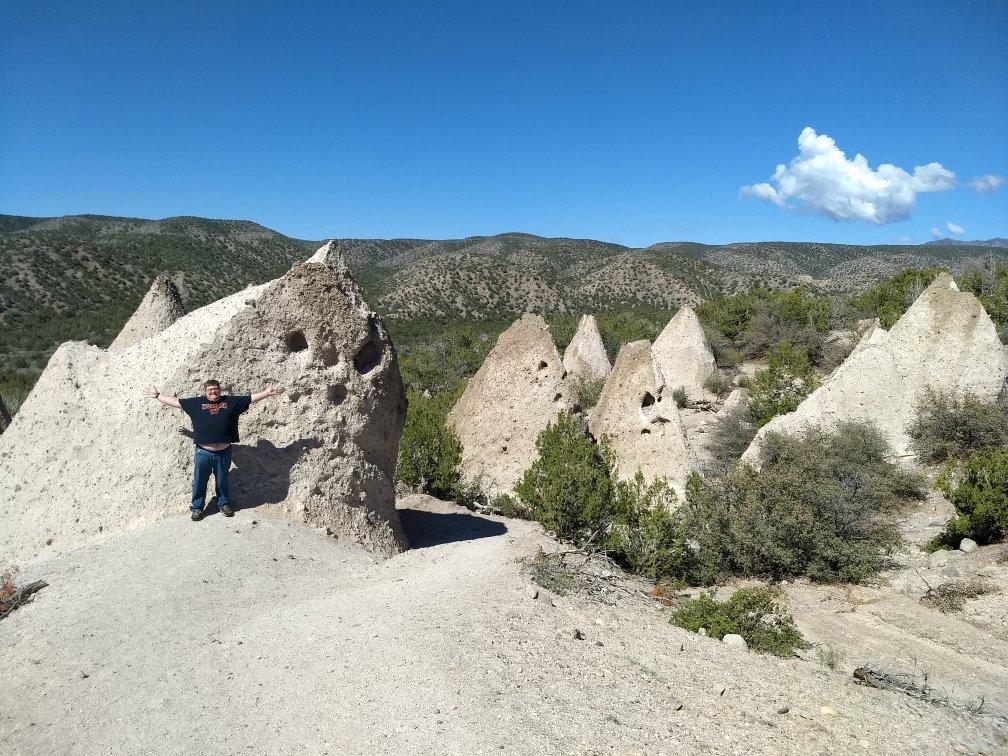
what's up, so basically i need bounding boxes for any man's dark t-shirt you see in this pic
[179,395,252,446]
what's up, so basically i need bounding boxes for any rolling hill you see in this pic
[2,213,1006,379]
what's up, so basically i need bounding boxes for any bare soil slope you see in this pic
[2,496,1005,755]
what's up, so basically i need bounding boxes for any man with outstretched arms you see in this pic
[145,380,282,521]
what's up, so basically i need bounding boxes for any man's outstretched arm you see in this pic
[250,387,283,404]
[145,386,182,409]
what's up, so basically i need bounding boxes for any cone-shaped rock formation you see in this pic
[109,275,185,350]
[563,314,611,382]
[447,314,573,495]
[742,274,1008,465]
[651,306,717,400]
[589,340,697,497]
[0,243,408,562]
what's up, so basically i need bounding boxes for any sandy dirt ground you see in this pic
[2,495,1006,755]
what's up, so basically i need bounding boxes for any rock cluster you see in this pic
[109,275,185,350]
[743,274,1008,464]
[563,314,611,382]
[0,243,408,562]
[447,314,573,495]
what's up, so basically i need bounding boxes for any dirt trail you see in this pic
[1,496,1004,755]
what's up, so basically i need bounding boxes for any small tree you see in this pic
[931,447,1008,547]
[908,387,1007,464]
[396,389,464,500]
[515,412,616,545]
[605,472,685,582]
[748,341,818,427]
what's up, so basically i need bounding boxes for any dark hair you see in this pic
[204,380,221,389]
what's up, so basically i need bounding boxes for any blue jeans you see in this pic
[191,445,233,513]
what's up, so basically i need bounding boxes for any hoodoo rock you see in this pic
[109,275,185,350]
[588,340,697,497]
[0,243,408,562]
[743,274,1008,464]
[563,314,611,382]
[447,313,573,495]
[651,306,717,400]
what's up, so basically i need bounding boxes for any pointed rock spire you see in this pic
[563,314,611,381]
[109,275,185,350]
[651,306,717,400]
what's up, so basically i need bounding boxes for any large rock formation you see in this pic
[743,274,1008,464]
[0,244,408,562]
[109,275,185,350]
[447,314,573,495]
[651,306,717,400]
[563,314,611,382]
[589,340,697,497]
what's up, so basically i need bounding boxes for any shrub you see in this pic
[704,404,757,475]
[515,412,616,545]
[908,387,1007,464]
[920,577,999,613]
[747,341,818,427]
[703,371,732,398]
[670,587,804,657]
[604,472,685,582]
[574,376,606,410]
[671,386,688,407]
[681,421,924,584]
[930,447,1008,547]
[815,643,846,670]
[396,388,465,500]
[398,324,493,395]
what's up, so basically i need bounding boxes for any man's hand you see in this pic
[146,386,181,409]
[251,387,284,403]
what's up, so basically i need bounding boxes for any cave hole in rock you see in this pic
[328,385,348,405]
[641,427,652,435]
[641,392,656,409]
[353,339,382,375]
[284,329,309,353]
[553,393,563,403]
[537,360,548,371]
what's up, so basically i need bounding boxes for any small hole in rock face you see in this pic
[353,339,382,374]
[641,392,656,409]
[537,361,548,371]
[284,330,308,353]
[501,445,508,452]
[328,385,347,405]
[641,428,652,435]
[553,393,562,403]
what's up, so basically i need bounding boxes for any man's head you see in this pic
[203,380,222,400]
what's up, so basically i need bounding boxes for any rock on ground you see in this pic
[109,275,185,350]
[651,306,717,400]
[562,314,611,382]
[447,314,573,495]
[742,273,1008,464]
[589,340,697,497]
[1,496,1003,755]
[0,243,408,562]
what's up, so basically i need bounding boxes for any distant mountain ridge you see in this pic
[924,237,1008,248]
[3,213,1007,374]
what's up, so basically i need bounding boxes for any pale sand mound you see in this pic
[651,305,717,401]
[562,314,611,382]
[0,244,407,562]
[109,275,185,350]
[1,498,1003,755]
[447,313,573,495]
[743,274,1008,464]
[589,340,697,497]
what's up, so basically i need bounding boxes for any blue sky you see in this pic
[1,0,1005,246]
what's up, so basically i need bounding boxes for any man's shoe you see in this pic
[219,504,235,517]
[191,510,204,522]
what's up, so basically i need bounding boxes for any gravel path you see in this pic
[1,496,1003,755]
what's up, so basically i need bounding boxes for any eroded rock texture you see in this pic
[109,275,185,350]
[651,306,717,400]
[563,314,611,382]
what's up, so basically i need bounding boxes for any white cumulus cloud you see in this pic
[930,227,944,239]
[970,174,1005,194]
[740,127,955,224]
[946,221,965,235]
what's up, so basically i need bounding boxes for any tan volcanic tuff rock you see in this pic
[563,314,612,382]
[108,275,186,350]
[0,242,408,562]
[589,340,697,497]
[651,306,717,400]
[447,313,573,495]
[742,273,1008,465]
